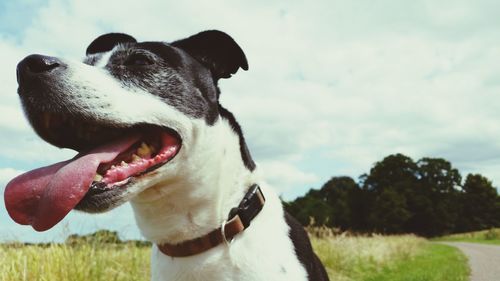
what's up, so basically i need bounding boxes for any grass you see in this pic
[363,244,469,281]
[311,233,469,281]
[0,230,470,281]
[0,242,150,281]
[433,228,500,245]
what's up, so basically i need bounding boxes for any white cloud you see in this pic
[0,40,29,107]
[228,21,500,188]
[0,168,23,183]
[259,161,318,195]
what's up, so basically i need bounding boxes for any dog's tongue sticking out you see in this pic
[4,135,141,232]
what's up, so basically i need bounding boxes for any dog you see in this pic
[4,30,329,281]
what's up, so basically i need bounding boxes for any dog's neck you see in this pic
[130,115,257,245]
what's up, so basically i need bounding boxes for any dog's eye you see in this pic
[124,54,153,66]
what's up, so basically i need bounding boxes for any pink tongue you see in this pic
[4,135,140,231]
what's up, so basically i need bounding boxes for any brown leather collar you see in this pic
[158,184,265,257]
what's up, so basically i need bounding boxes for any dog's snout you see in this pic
[17,54,63,85]
[18,54,62,74]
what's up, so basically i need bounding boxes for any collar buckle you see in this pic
[228,184,265,228]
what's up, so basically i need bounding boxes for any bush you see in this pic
[484,228,500,240]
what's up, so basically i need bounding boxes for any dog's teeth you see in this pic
[120,161,128,167]
[131,154,141,162]
[93,174,103,182]
[137,142,151,157]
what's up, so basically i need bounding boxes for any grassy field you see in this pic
[311,234,468,281]
[0,232,469,281]
[356,243,468,281]
[0,242,150,281]
[433,228,500,245]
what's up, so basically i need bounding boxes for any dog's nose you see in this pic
[17,54,63,85]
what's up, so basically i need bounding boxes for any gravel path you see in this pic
[440,242,500,281]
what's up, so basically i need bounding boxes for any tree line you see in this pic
[284,153,500,237]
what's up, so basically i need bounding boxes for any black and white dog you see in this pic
[5,30,329,281]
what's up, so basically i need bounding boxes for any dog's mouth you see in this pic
[4,112,182,232]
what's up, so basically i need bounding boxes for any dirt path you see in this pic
[440,242,500,281]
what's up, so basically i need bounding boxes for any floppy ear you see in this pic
[172,30,248,80]
[86,33,137,55]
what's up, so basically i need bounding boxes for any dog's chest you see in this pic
[149,194,309,281]
[151,251,306,281]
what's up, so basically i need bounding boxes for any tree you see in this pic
[456,174,499,232]
[66,230,122,245]
[285,189,333,226]
[413,158,462,236]
[362,154,418,233]
[417,158,461,193]
[320,176,359,230]
[368,187,411,233]
[285,153,500,237]
[363,154,419,193]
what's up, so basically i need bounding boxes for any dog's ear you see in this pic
[172,30,248,80]
[86,33,137,55]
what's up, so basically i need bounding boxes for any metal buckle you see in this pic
[220,220,234,246]
[232,184,265,228]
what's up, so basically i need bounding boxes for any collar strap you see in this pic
[158,184,265,257]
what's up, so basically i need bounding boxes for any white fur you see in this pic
[148,185,308,281]
[62,58,193,133]
[62,57,309,281]
[95,50,113,68]
[133,118,308,281]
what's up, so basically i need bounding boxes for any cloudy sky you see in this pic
[1,0,499,242]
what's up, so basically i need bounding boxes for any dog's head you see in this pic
[5,30,251,231]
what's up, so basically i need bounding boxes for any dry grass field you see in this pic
[434,228,500,245]
[0,230,469,281]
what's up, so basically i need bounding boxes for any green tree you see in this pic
[456,174,499,232]
[363,154,419,193]
[66,230,122,245]
[369,187,411,233]
[413,158,462,236]
[363,154,417,233]
[285,154,500,236]
[319,176,359,230]
[285,189,332,226]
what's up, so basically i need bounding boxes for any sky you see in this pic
[0,0,499,242]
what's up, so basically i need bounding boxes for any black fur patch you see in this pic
[172,30,248,82]
[86,33,137,55]
[284,212,330,281]
[218,105,256,171]
[88,31,248,125]
[102,41,220,124]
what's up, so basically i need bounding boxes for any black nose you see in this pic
[17,54,63,84]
